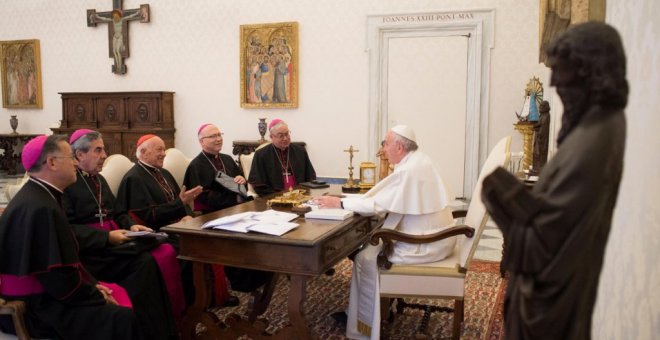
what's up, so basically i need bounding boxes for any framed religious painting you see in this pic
[240,21,298,109]
[1,39,43,108]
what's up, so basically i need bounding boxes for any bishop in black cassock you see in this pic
[248,119,316,196]
[115,134,214,307]
[63,129,185,325]
[0,135,141,339]
[184,124,272,294]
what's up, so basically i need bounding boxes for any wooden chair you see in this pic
[370,136,511,339]
[99,154,134,197]
[162,148,191,188]
[0,289,30,340]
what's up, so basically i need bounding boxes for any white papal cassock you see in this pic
[342,150,455,339]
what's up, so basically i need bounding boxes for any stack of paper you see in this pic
[304,209,354,221]
[201,210,299,236]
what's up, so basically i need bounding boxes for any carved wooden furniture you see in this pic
[162,184,379,339]
[0,134,40,175]
[51,91,175,161]
[0,294,29,340]
[232,140,306,157]
[370,136,511,339]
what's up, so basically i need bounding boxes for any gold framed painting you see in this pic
[240,21,298,109]
[1,39,43,108]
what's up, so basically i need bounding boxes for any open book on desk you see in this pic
[201,210,299,236]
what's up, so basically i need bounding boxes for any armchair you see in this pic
[370,135,511,339]
[0,294,29,340]
[162,148,191,188]
[99,154,134,197]
[238,142,271,197]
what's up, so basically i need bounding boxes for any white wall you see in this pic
[592,1,660,338]
[0,0,547,177]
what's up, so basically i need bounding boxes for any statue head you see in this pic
[546,22,628,144]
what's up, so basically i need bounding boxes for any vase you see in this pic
[10,115,18,135]
[258,118,267,142]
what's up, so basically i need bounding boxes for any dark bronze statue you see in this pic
[531,100,551,174]
[481,22,628,340]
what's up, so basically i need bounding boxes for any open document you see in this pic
[201,210,299,236]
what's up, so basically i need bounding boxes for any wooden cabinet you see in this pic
[51,91,175,160]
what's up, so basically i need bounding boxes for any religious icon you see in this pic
[1,39,43,108]
[240,22,299,109]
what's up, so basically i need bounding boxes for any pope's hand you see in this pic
[313,196,341,209]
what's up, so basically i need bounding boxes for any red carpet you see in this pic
[213,259,506,339]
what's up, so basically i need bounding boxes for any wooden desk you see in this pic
[0,134,40,175]
[162,186,377,339]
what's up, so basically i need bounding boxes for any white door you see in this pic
[387,35,468,198]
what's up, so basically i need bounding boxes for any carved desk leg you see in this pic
[280,274,313,339]
[181,262,224,340]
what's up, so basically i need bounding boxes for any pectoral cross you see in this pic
[87,0,150,74]
[95,209,108,226]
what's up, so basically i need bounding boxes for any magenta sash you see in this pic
[149,244,185,324]
[88,219,120,232]
[1,274,132,309]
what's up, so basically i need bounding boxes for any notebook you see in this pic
[304,209,354,221]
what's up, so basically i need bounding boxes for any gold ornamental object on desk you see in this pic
[266,188,311,208]
[359,161,377,190]
[342,145,360,193]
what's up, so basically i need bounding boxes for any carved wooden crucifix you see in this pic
[87,0,150,74]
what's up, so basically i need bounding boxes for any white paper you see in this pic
[201,210,299,236]
[202,211,256,229]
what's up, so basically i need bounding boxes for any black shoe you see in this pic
[221,295,240,307]
[324,267,336,276]
[330,311,347,326]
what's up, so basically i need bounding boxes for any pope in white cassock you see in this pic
[314,125,456,339]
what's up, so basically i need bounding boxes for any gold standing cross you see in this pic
[343,145,360,191]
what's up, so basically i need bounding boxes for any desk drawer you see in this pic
[322,218,372,262]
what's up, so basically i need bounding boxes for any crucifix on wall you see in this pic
[87,1,150,74]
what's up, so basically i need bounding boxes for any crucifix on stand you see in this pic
[342,145,360,193]
[87,0,150,74]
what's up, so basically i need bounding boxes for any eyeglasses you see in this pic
[201,133,224,140]
[272,131,291,139]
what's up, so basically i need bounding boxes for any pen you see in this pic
[322,192,329,196]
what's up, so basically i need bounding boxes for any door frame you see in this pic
[366,9,495,198]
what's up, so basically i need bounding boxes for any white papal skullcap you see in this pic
[391,125,416,143]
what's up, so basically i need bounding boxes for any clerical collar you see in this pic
[138,160,159,172]
[202,150,220,159]
[29,176,64,195]
[76,167,93,177]
[396,151,414,168]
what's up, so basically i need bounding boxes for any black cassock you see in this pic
[248,143,316,196]
[116,161,192,230]
[481,108,626,340]
[184,151,272,293]
[184,151,245,214]
[0,179,139,339]
[62,170,178,338]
